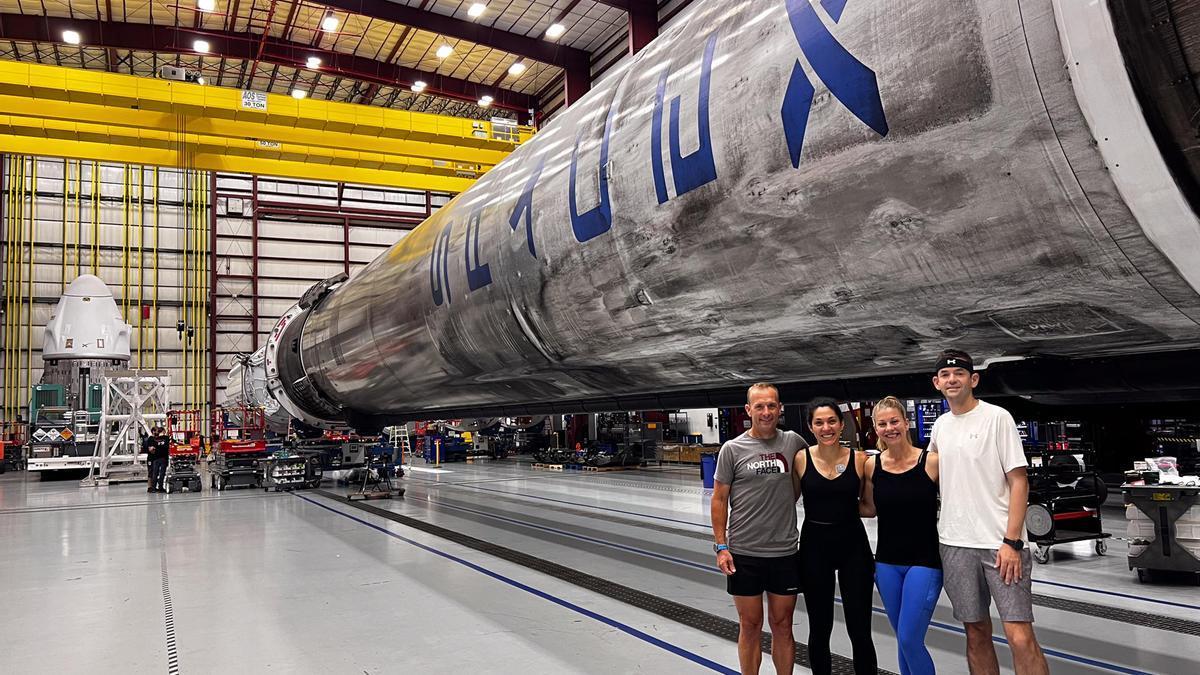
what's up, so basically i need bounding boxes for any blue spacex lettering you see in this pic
[430,0,890,313]
[781,0,888,168]
[465,208,492,291]
[509,157,546,258]
[430,221,454,306]
[651,33,720,204]
[568,101,619,242]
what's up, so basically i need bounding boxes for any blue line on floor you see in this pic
[407,493,1157,675]
[408,475,712,529]
[922,618,1150,675]
[416,494,715,573]
[1031,578,1200,612]
[410,478,1196,613]
[295,493,737,675]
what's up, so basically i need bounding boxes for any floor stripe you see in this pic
[308,489,882,675]
[409,475,712,528]
[0,491,278,515]
[401,489,1167,675]
[160,546,181,673]
[295,493,737,675]
[924,619,1150,675]
[416,476,1198,613]
[1031,578,1200,612]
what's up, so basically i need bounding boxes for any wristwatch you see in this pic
[1002,537,1024,551]
[713,543,729,553]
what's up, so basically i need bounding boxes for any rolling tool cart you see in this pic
[1123,484,1200,583]
[165,410,203,493]
[262,452,308,492]
[210,404,268,491]
[1024,444,1111,563]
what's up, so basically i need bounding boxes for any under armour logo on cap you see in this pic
[934,352,974,373]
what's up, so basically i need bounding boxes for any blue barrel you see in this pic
[701,453,718,489]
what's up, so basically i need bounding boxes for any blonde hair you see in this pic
[746,382,779,403]
[872,396,908,451]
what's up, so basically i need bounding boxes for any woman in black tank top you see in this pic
[860,396,942,675]
[794,399,876,674]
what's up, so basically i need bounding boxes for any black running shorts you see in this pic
[726,551,802,596]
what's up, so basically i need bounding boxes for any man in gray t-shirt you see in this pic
[712,383,804,675]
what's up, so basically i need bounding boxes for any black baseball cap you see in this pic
[934,350,974,374]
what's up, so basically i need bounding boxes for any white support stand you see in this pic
[81,369,171,487]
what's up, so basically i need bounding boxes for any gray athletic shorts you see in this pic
[940,544,1034,623]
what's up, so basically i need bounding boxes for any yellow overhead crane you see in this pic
[0,61,534,192]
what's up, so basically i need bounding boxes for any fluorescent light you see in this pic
[306,56,322,69]
[545,23,566,39]
[291,89,308,99]
[478,95,492,107]
[507,61,527,76]
[62,30,81,45]
[197,0,216,11]
[193,39,210,53]
[321,14,339,32]
[468,3,487,18]
[410,80,427,92]
[479,95,493,104]
[436,44,454,59]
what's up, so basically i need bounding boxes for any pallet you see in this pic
[531,463,564,471]
[583,465,638,472]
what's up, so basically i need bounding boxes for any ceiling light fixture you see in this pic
[507,61,527,77]
[411,80,427,92]
[306,56,322,69]
[436,44,454,59]
[478,95,494,107]
[321,14,340,32]
[468,3,487,18]
[197,0,216,12]
[62,30,81,45]
[291,89,308,99]
[193,39,210,53]
[545,23,566,39]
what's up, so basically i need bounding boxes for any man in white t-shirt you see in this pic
[929,349,1048,675]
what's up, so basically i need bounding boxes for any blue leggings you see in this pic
[874,563,943,675]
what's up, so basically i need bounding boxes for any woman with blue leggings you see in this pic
[861,396,942,675]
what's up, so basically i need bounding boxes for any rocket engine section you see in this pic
[255,0,1200,429]
[40,274,131,412]
[222,349,290,433]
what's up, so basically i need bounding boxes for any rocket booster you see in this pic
[254,0,1200,428]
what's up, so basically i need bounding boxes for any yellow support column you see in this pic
[90,161,98,275]
[24,159,35,408]
[60,158,67,292]
[152,167,159,370]
[2,155,12,421]
[180,169,188,411]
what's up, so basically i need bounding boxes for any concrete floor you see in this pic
[0,460,1196,674]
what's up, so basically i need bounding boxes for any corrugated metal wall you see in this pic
[210,174,450,405]
[0,154,446,428]
[1,155,207,421]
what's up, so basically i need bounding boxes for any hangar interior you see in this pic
[1,0,1199,674]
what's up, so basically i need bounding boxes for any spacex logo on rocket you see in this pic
[782,0,889,167]
[429,0,890,308]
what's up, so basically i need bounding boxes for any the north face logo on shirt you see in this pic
[747,452,789,475]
